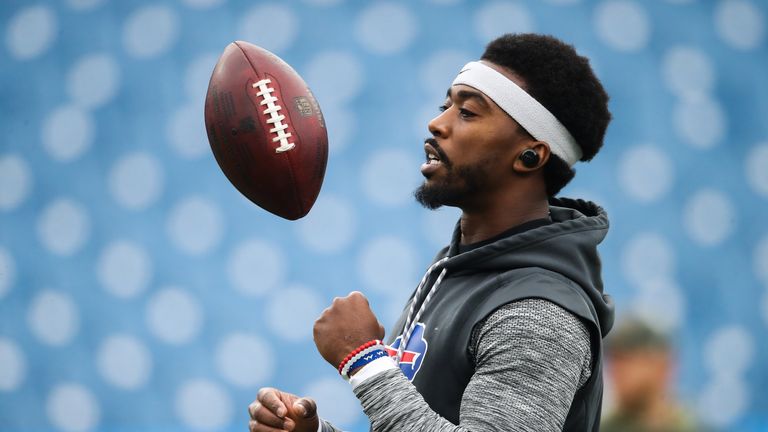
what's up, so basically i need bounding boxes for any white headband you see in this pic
[451,61,582,166]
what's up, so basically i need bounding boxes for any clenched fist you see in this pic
[313,291,386,368]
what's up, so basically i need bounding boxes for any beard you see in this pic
[414,162,490,210]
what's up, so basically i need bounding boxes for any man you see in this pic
[249,33,614,432]
[602,319,700,432]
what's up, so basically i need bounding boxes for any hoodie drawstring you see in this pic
[396,256,449,364]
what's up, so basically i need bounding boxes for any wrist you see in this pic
[349,356,398,389]
[337,340,385,380]
[347,349,388,377]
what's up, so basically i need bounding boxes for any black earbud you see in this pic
[519,149,540,168]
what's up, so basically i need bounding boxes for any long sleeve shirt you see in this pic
[320,298,593,432]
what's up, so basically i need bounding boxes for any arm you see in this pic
[250,292,386,432]
[319,420,344,432]
[352,299,592,432]
[247,387,346,432]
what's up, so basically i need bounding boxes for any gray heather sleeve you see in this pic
[351,298,592,432]
[319,419,343,432]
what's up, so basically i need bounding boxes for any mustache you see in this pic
[424,138,451,166]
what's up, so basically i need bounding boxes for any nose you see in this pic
[427,109,449,138]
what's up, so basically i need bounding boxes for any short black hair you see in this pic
[481,33,611,196]
[605,318,671,354]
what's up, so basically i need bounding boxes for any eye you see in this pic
[438,104,449,112]
[459,108,476,118]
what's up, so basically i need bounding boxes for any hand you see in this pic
[313,291,386,368]
[248,387,319,432]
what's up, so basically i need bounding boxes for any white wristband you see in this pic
[348,356,398,390]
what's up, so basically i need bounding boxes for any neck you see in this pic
[459,190,549,245]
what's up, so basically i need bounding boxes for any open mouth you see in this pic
[424,142,442,165]
[421,141,445,176]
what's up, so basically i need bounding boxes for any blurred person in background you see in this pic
[602,318,701,432]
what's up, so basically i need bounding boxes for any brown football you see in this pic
[204,41,328,220]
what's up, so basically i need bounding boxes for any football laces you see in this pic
[253,78,295,153]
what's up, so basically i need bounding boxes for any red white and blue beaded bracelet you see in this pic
[337,340,386,380]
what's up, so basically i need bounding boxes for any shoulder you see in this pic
[470,299,593,383]
[476,299,590,345]
[473,268,598,328]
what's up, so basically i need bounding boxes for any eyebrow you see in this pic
[446,88,491,110]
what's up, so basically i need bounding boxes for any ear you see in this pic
[512,141,551,173]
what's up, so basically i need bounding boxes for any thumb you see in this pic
[293,398,317,419]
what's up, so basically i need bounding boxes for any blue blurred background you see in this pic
[1,0,767,431]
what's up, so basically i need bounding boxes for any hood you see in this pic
[435,197,614,336]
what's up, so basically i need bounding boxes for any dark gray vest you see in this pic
[388,267,606,431]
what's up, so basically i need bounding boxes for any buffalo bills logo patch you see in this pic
[386,322,428,381]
